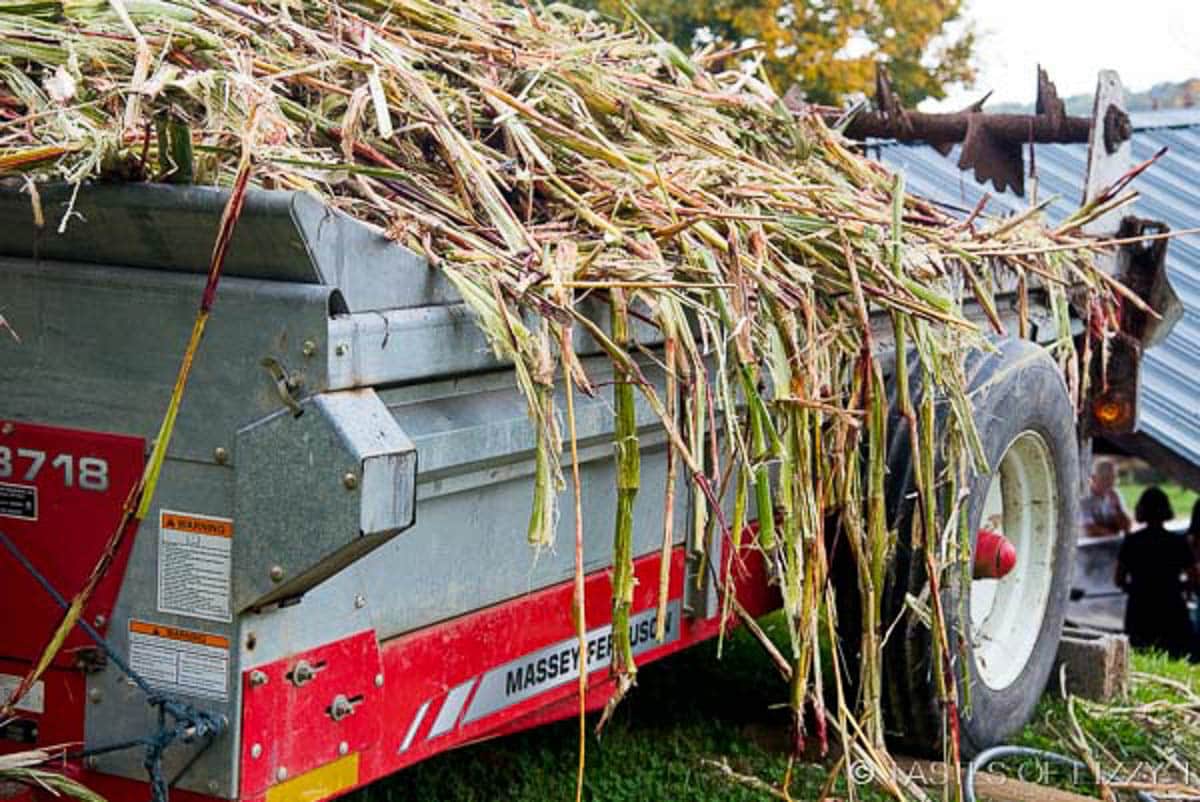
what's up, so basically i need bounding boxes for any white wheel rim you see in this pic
[969,430,1058,691]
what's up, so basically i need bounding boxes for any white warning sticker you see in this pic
[0,673,45,714]
[128,620,230,702]
[157,509,232,623]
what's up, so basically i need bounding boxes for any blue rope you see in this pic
[0,531,227,802]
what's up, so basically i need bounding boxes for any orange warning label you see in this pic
[160,511,233,538]
[130,620,230,649]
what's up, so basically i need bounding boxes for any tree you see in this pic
[579,0,976,107]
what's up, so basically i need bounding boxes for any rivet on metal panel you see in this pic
[343,472,359,490]
[207,780,219,793]
[302,339,318,358]
[214,447,230,465]
[249,670,268,687]
[251,743,263,760]
[335,343,349,357]
[276,767,288,782]
[83,757,97,770]
[338,741,349,756]
[93,614,106,628]
[353,594,366,609]
[88,688,102,704]
[269,565,285,583]
[374,673,384,688]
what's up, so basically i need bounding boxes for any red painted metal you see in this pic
[973,528,1017,580]
[240,630,385,798]
[235,539,777,801]
[0,420,143,757]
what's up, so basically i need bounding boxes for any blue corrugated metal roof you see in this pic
[874,109,1200,473]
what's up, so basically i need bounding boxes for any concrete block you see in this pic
[1052,626,1129,702]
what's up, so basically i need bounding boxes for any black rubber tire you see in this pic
[876,338,1080,756]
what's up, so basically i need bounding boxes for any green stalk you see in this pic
[610,289,639,684]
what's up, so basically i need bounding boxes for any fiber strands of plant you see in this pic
[0,0,1124,795]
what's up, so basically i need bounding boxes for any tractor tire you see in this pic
[877,338,1080,756]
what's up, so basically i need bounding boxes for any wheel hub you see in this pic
[969,430,1059,691]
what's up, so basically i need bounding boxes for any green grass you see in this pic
[345,626,1200,802]
[1118,478,1197,526]
[1011,651,1200,796]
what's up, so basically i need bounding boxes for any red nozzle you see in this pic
[974,528,1017,580]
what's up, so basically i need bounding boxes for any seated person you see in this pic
[1115,487,1198,661]
[1081,460,1132,538]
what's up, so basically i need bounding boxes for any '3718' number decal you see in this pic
[0,446,110,492]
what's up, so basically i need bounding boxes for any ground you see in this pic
[345,608,1200,801]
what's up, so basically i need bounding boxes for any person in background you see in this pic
[1187,498,1200,562]
[1115,487,1198,661]
[1081,460,1133,538]
[1186,498,1200,636]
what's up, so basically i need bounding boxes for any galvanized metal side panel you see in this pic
[289,192,451,312]
[0,184,317,283]
[0,259,333,465]
[85,460,241,799]
[326,301,664,390]
[0,185,454,313]
[240,358,689,668]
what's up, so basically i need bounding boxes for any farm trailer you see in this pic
[0,80,1176,801]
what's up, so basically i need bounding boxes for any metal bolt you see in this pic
[269,565,285,583]
[276,767,288,782]
[302,339,318,358]
[374,673,384,688]
[207,780,220,794]
[343,472,359,490]
[354,594,366,609]
[334,343,348,357]
[249,670,268,687]
[338,741,349,756]
[214,447,229,465]
[88,687,102,704]
[83,756,98,770]
[250,743,263,760]
[93,614,107,628]
[329,694,355,721]
[290,660,316,687]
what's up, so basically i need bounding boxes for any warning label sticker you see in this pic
[0,482,37,521]
[157,510,232,623]
[0,672,45,714]
[128,620,230,702]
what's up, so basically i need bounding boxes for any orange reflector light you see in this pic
[1093,395,1133,430]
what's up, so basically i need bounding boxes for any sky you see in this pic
[921,0,1200,112]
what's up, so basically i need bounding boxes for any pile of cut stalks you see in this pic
[0,0,1144,798]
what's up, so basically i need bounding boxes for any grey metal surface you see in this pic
[0,259,332,466]
[0,184,442,312]
[876,108,1200,479]
[326,298,664,390]
[0,184,316,283]
[86,460,241,798]
[241,359,689,668]
[233,390,416,611]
